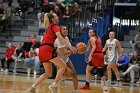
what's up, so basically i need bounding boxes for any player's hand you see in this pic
[69,46,76,54]
[88,55,92,63]
[5,58,8,61]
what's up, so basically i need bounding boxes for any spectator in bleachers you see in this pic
[55,1,66,15]
[24,47,40,76]
[134,30,140,55]
[130,40,135,52]
[70,2,78,16]
[41,0,53,13]
[62,6,71,25]
[38,12,45,36]
[118,48,129,72]
[0,3,4,15]
[130,30,140,55]
[122,50,140,83]
[135,30,140,44]
[0,42,15,74]
[6,0,15,16]
[117,48,129,81]
[135,43,140,55]
[22,36,33,58]
[12,43,24,73]
[0,4,4,31]
[30,34,37,46]
[0,9,10,31]
[53,5,63,25]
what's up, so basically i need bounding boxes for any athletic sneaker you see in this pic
[106,80,111,87]
[1,69,4,72]
[136,81,140,84]
[80,84,90,90]
[59,79,65,88]
[113,81,122,87]
[34,70,37,75]
[13,69,16,73]
[73,90,78,93]
[26,86,36,93]
[102,86,108,91]
[49,83,57,93]
[4,69,9,74]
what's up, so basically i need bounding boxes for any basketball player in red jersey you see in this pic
[80,29,107,90]
[27,12,76,93]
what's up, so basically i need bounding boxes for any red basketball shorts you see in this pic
[39,45,56,63]
[92,53,104,67]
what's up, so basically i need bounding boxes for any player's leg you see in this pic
[65,61,78,92]
[80,62,94,90]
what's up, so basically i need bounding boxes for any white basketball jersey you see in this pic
[54,36,71,63]
[106,39,118,63]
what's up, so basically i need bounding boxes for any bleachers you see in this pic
[20,31,38,37]
[0,9,40,73]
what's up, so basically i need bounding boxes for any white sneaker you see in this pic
[4,69,9,74]
[136,81,140,84]
[33,70,37,75]
[113,81,122,87]
[1,69,4,72]
[73,90,78,93]
[106,80,111,87]
[13,69,16,73]
[102,86,108,91]
[49,82,57,93]
[27,69,31,76]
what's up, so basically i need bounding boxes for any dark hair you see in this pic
[60,25,67,30]
[90,28,98,37]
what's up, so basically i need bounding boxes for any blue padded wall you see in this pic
[70,28,90,74]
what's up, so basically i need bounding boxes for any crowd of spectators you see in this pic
[0,34,40,76]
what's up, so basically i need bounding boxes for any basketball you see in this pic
[76,42,87,54]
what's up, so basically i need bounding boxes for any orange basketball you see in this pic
[76,42,87,54]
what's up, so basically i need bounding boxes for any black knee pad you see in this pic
[90,67,98,75]
[98,68,105,77]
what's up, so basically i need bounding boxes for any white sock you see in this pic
[101,81,105,86]
[31,84,36,88]
[52,82,57,86]
[74,90,78,92]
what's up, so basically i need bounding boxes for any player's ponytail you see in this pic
[44,13,50,30]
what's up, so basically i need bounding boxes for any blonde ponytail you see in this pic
[44,13,50,30]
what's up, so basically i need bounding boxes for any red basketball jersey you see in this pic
[41,24,60,45]
[90,36,102,52]
[39,24,60,62]
[90,36,104,67]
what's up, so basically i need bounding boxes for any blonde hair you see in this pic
[44,13,50,30]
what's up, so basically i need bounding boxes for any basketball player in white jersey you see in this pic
[54,26,78,93]
[102,31,122,87]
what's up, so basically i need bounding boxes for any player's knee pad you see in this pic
[90,67,98,75]
[98,68,105,77]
